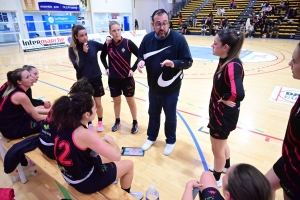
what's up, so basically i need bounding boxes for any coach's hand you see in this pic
[137,60,145,73]
[161,59,174,68]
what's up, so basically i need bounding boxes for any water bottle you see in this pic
[11,170,37,183]
[146,185,159,200]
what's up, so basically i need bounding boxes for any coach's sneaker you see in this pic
[88,124,94,130]
[111,122,120,132]
[209,165,229,174]
[130,192,143,200]
[216,179,222,188]
[97,121,104,132]
[131,123,139,134]
[141,139,156,151]
[163,144,175,156]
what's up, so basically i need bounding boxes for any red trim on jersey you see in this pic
[227,62,237,101]
[72,130,88,151]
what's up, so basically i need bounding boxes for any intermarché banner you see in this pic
[19,30,147,52]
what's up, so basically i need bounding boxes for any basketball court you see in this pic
[0,36,298,199]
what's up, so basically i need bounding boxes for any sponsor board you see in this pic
[19,30,147,52]
[269,86,300,105]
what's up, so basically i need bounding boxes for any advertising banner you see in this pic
[23,0,90,12]
[45,16,77,25]
[19,30,147,52]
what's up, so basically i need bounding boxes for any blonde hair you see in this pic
[217,29,244,73]
[68,25,86,66]
[109,21,120,31]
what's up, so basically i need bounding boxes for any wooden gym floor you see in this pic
[0,36,299,200]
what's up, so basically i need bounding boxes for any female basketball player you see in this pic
[208,29,245,187]
[68,25,105,131]
[100,21,139,134]
[265,43,300,200]
[39,78,94,159]
[0,68,46,139]
[23,65,51,111]
[51,93,143,199]
[182,164,272,200]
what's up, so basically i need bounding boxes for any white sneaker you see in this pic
[130,192,143,200]
[163,144,175,156]
[141,140,156,151]
[88,124,94,130]
[216,179,222,188]
[209,165,229,173]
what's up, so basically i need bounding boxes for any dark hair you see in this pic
[69,77,94,96]
[69,25,86,65]
[217,29,244,73]
[3,68,27,97]
[151,9,169,22]
[51,93,94,130]
[226,164,272,200]
[22,65,36,72]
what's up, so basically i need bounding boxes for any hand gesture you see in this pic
[137,60,145,73]
[83,42,89,53]
[106,36,112,45]
[128,70,134,77]
[43,101,51,109]
[160,59,174,68]
[218,98,236,107]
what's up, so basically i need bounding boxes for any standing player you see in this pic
[100,21,139,134]
[51,93,143,199]
[69,25,105,131]
[208,29,245,187]
[265,43,300,200]
[0,68,46,139]
[137,9,193,156]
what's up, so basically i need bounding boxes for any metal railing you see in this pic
[168,0,192,19]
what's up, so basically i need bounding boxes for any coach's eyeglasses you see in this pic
[154,22,169,28]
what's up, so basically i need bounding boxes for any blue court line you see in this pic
[177,111,208,171]
[135,80,208,171]
[37,96,45,100]
[38,80,69,92]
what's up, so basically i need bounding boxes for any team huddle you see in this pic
[0,8,299,200]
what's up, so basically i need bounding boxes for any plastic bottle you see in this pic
[11,170,37,183]
[146,185,159,200]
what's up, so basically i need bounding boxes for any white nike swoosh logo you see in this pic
[157,70,183,87]
[143,45,172,60]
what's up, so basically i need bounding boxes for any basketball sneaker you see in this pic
[131,123,139,134]
[111,122,120,132]
[97,121,104,132]
[209,165,229,173]
[130,192,143,200]
[88,124,94,130]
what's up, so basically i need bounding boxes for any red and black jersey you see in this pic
[54,126,99,182]
[282,95,300,191]
[0,82,8,97]
[100,37,138,79]
[0,86,27,132]
[208,58,245,132]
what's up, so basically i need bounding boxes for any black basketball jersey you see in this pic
[0,82,8,97]
[0,86,27,132]
[282,95,300,189]
[101,37,138,79]
[208,58,245,132]
[54,126,99,182]
[39,109,56,159]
